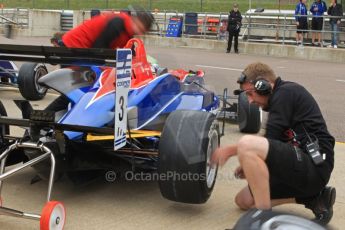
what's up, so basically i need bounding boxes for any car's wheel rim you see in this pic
[35,67,47,94]
[261,214,326,230]
[206,126,219,189]
[49,203,65,230]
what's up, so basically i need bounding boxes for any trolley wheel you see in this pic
[40,201,66,230]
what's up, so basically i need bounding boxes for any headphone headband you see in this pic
[237,72,265,84]
[236,72,272,95]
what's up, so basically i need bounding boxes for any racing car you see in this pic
[0,38,260,230]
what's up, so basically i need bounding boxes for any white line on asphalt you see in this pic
[336,80,345,83]
[195,65,243,72]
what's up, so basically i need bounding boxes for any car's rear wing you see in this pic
[0,45,133,150]
[0,44,117,66]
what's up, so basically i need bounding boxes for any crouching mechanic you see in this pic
[45,6,154,112]
[211,62,336,225]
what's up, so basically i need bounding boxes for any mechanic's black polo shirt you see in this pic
[264,77,335,182]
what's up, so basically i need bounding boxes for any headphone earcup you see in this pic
[254,79,272,95]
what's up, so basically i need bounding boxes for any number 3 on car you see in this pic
[114,49,132,150]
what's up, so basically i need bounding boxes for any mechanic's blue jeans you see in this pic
[331,22,338,46]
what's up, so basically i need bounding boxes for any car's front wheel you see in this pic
[158,110,219,204]
[18,63,48,101]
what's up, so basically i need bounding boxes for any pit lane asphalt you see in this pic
[0,36,344,230]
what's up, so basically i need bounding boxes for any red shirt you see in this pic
[62,12,134,49]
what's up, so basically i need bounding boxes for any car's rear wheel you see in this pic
[158,110,219,204]
[238,92,261,133]
[18,63,48,101]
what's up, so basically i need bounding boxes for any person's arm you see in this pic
[327,5,332,15]
[211,144,238,167]
[322,1,327,14]
[295,4,300,23]
[230,13,235,22]
[227,15,231,31]
[234,14,240,23]
[238,12,243,24]
[310,3,315,14]
[92,17,125,49]
[336,5,343,23]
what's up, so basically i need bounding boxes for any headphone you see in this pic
[235,72,273,95]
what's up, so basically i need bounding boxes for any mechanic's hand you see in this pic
[234,166,245,179]
[211,145,237,167]
[337,20,341,25]
[296,21,300,26]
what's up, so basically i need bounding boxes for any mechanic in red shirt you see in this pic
[45,6,154,112]
[61,6,154,49]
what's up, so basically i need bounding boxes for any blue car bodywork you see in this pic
[55,67,220,140]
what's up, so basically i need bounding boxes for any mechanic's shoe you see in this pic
[226,50,230,53]
[235,50,239,54]
[305,186,336,225]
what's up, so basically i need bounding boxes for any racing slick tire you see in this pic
[18,63,48,101]
[158,110,219,204]
[233,209,326,230]
[238,92,261,133]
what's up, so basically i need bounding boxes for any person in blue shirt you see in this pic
[295,0,308,46]
[310,0,327,46]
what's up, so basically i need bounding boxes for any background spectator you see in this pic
[226,3,242,54]
[327,0,343,48]
[310,0,327,46]
[295,0,308,46]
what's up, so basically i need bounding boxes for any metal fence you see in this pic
[0,6,343,48]
[149,11,345,47]
[0,0,332,12]
[0,8,29,27]
[242,14,345,46]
